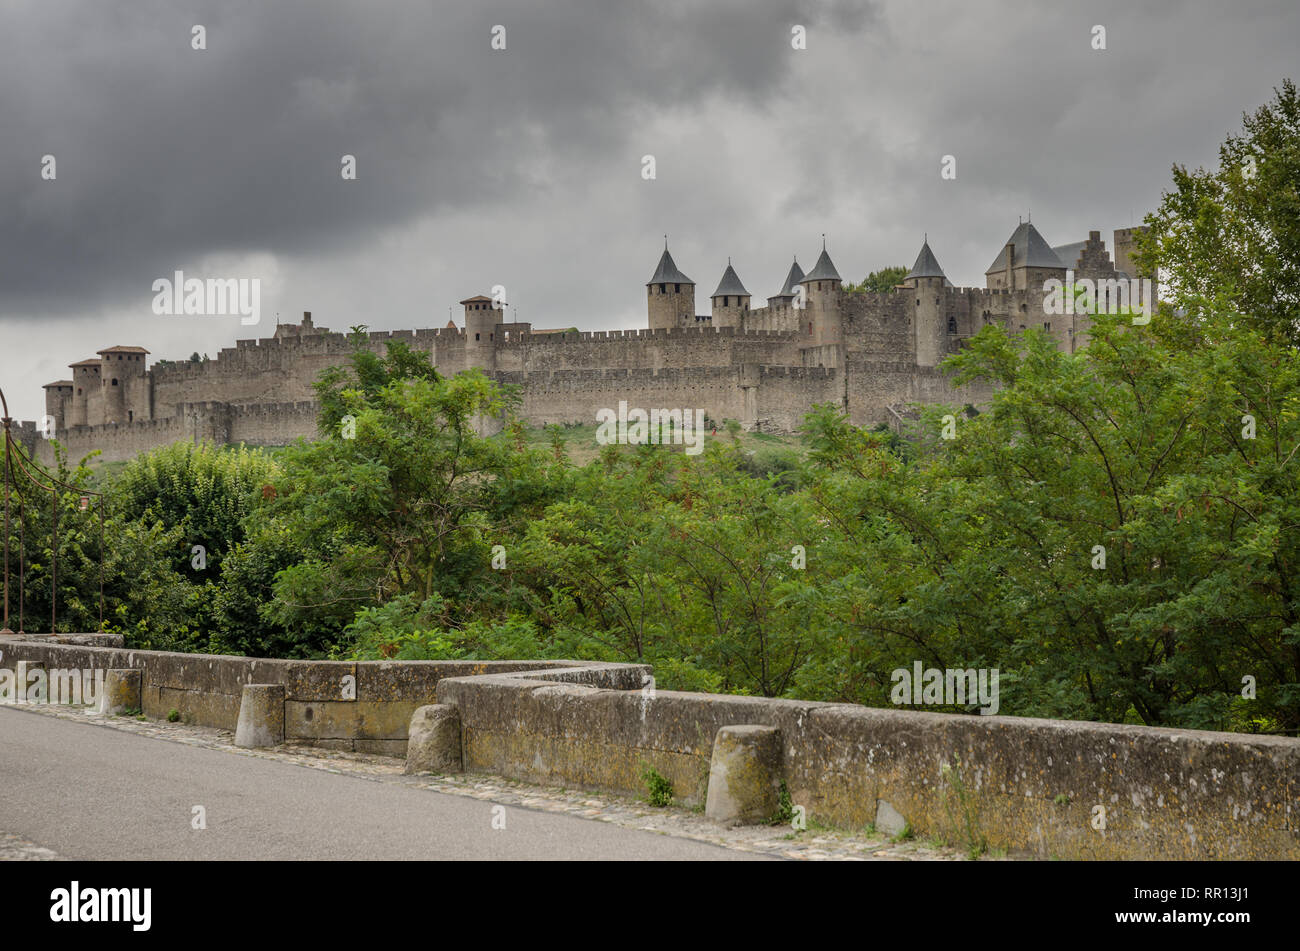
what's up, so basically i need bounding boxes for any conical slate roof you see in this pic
[905,240,947,280]
[985,221,1065,274]
[802,247,841,283]
[775,258,805,297]
[711,261,749,298]
[647,247,693,285]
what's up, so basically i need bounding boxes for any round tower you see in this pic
[904,237,951,368]
[710,259,750,329]
[646,240,695,330]
[460,295,499,372]
[798,240,843,346]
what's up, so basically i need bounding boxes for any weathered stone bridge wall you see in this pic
[3,635,1296,859]
[0,636,573,755]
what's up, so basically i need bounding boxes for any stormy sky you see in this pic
[1,0,1297,420]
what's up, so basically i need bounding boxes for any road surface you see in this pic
[0,706,769,861]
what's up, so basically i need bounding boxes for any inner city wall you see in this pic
[3,635,1295,860]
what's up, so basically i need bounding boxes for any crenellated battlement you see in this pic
[34,222,1137,458]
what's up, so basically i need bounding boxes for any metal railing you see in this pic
[1,386,104,635]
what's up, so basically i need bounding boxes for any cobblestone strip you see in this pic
[3,703,973,861]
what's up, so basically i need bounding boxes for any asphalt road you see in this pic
[0,706,767,860]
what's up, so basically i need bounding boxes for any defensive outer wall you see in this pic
[3,633,1295,860]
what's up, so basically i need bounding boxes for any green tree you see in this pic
[844,266,909,294]
[111,441,279,578]
[1138,79,1300,344]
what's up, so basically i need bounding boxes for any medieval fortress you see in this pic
[25,223,1146,464]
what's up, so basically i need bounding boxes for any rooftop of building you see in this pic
[711,261,750,298]
[986,221,1065,273]
[905,239,949,282]
[648,245,693,286]
[774,258,805,298]
[802,246,841,283]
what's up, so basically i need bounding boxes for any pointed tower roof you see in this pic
[776,258,805,297]
[711,260,750,298]
[905,238,947,281]
[985,221,1065,274]
[647,243,693,285]
[802,244,841,283]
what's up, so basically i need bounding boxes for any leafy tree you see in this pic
[254,368,522,651]
[1138,79,1300,344]
[313,327,442,438]
[1,443,192,645]
[111,441,279,578]
[844,266,909,294]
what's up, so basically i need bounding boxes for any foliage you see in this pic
[844,266,909,294]
[1138,79,1300,344]
[641,763,674,807]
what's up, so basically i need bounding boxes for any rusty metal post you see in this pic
[1,387,12,635]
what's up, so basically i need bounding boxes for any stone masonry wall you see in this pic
[6,639,1290,859]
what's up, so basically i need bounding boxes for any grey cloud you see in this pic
[1,0,1298,423]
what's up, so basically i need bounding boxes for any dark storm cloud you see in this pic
[1,0,1299,421]
[0,0,849,312]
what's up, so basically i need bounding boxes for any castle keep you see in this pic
[28,223,1146,464]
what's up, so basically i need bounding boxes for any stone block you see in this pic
[234,684,285,748]
[404,704,462,774]
[99,668,141,716]
[875,799,907,837]
[705,724,783,826]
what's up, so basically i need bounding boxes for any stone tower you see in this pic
[710,259,750,329]
[67,359,100,427]
[799,242,842,346]
[97,346,148,424]
[461,295,499,372]
[904,238,951,368]
[41,380,73,435]
[646,241,695,330]
[1111,227,1150,280]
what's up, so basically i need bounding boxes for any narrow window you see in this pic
[475,333,480,341]
[659,284,665,293]
[675,283,680,293]
[111,378,118,386]
[947,316,957,334]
